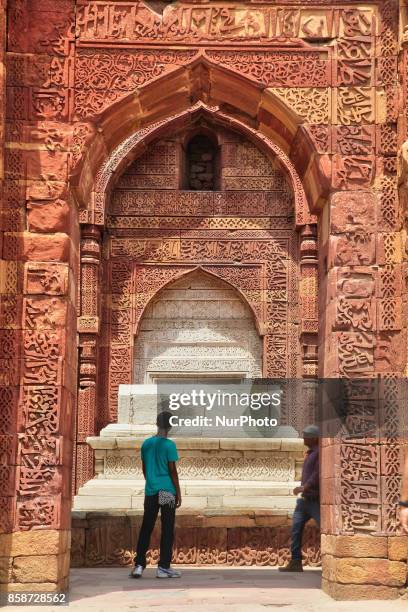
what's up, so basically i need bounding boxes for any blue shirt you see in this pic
[141,436,179,496]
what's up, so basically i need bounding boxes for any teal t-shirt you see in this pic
[141,436,179,496]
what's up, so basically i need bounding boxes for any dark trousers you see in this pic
[134,494,176,569]
[291,497,320,561]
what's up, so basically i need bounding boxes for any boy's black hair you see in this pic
[156,410,173,430]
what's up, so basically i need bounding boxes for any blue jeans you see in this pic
[291,497,320,560]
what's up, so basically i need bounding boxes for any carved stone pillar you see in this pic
[296,224,319,429]
[76,225,101,491]
[0,0,16,540]
[321,4,405,599]
[0,0,77,592]
[321,185,406,598]
[299,224,318,379]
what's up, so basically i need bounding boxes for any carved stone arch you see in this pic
[80,102,314,228]
[71,56,329,219]
[76,91,320,492]
[133,265,265,338]
[133,266,264,384]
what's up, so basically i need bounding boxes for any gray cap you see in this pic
[303,424,320,437]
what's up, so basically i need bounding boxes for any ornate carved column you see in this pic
[299,224,318,378]
[298,224,319,429]
[400,0,408,370]
[76,225,101,491]
[318,1,408,598]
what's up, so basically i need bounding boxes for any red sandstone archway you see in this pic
[75,107,319,493]
[2,2,405,600]
[2,1,404,600]
[70,57,329,220]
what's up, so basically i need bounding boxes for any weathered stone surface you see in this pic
[26,151,68,181]
[27,200,70,233]
[0,531,70,558]
[3,232,70,262]
[321,535,388,558]
[23,262,69,295]
[201,515,255,529]
[12,553,69,583]
[330,191,377,234]
[388,537,408,562]
[334,558,407,587]
[322,554,336,582]
[0,557,13,584]
[322,579,400,601]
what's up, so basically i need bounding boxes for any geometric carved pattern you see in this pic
[378,175,399,231]
[105,455,295,481]
[206,50,330,87]
[75,49,198,118]
[0,388,15,435]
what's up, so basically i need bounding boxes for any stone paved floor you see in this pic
[8,567,408,612]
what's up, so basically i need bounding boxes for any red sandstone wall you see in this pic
[0,0,407,598]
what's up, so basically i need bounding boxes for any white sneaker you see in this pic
[156,566,181,579]
[129,565,144,578]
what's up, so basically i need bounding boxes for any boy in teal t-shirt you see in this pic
[130,411,182,579]
[141,434,179,497]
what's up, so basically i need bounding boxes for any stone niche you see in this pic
[134,271,263,384]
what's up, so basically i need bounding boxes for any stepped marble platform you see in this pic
[73,436,305,512]
[73,384,306,513]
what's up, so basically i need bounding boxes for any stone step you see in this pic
[73,495,296,512]
[73,478,299,512]
[76,480,298,497]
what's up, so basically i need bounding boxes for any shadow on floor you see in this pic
[68,567,322,601]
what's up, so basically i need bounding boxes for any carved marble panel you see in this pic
[134,271,262,382]
[105,455,295,482]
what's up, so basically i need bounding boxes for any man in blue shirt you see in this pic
[279,424,320,572]
[130,411,182,579]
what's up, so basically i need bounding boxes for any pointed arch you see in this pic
[77,102,313,228]
[71,56,330,223]
[133,265,264,338]
[133,266,264,383]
